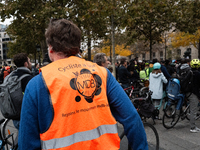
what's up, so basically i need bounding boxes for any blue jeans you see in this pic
[167,94,184,110]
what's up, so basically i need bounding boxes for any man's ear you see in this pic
[24,61,28,67]
[48,45,54,53]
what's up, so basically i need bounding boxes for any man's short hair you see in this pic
[13,53,28,67]
[120,58,127,65]
[93,53,106,66]
[45,19,81,57]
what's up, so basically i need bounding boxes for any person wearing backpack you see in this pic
[149,62,168,119]
[180,59,200,133]
[10,53,33,129]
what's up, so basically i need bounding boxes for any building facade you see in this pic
[0,24,12,66]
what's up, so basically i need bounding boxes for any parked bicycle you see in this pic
[0,118,18,150]
[162,97,200,129]
[123,79,149,99]
[119,91,160,150]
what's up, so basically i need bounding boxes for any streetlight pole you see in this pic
[165,34,167,60]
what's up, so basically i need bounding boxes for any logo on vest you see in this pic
[70,68,102,103]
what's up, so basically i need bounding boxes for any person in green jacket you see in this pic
[139,62,150,80]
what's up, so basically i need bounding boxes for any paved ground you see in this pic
[118,112,200,150]
[1,110,200,150]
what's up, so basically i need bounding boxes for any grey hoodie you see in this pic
[149,72,168,99]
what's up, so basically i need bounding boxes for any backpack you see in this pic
[178,66,193,93]
[134,98,158,118]
[0,70,30,120]
[138,101,158,118]
[166,78,180,100]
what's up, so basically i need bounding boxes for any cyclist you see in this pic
[139,62,149,80]
[118,58,133,89]
[184,59,200,133]
[19,19,148,150]
[149,62,168,119]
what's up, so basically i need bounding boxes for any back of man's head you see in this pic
[120,58,127,65]
[93,53,106,66]
[152,58,158,64]
[45,19,81,57]
[13,53,28,67]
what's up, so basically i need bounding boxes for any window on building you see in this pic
[0,34,1,38]
[160,51,163,60]
[142,53,145,60]
[4,33,6,37]
[0,45,1,49]
[153,52,156,59]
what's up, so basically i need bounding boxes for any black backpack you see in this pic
[0,70,30,120]
[178,66,193,93]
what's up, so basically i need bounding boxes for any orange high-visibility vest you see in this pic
[40,56,120,150]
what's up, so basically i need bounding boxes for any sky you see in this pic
[0,18,13,25]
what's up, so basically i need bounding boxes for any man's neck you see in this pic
[52,53,68,62]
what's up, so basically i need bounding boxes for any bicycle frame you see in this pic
[124,85,134,98]
[0,118,18,150]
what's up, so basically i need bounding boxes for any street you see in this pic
[118,114,200,150]
[1,111,200,150]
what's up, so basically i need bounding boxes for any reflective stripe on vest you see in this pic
[41,124,118,149]
[40,56,120,150]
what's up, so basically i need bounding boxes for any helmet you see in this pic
[5,66,10,70]
[172,78,180,85]
[153,62,161,69]
[172,59,176,63]
[190,59,200,69]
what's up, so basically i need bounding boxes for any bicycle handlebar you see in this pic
[131,90,152,102]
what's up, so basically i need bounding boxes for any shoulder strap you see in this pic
[3,70,16,83]
[17,74,31,81]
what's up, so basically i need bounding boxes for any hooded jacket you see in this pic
[180,63,200,98]
[149,72,168,99]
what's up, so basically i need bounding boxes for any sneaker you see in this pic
[190,127,200,133]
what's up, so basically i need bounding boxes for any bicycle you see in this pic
[123,79,149,99]
[119,91,160,150]
[162,98,200,129]
[0,118,18,150]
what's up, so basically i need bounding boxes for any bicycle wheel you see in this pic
[1,119,18,146]
[162,104,180,129]
[143,122,159,150]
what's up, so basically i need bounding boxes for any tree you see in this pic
[0,0,121,60]
[170,30,200,49]
[123,0,179,60]
[100,40,131,57]
[173,0,200,58]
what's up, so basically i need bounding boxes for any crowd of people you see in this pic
[1,19,200,150]
[107,56,200,133]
